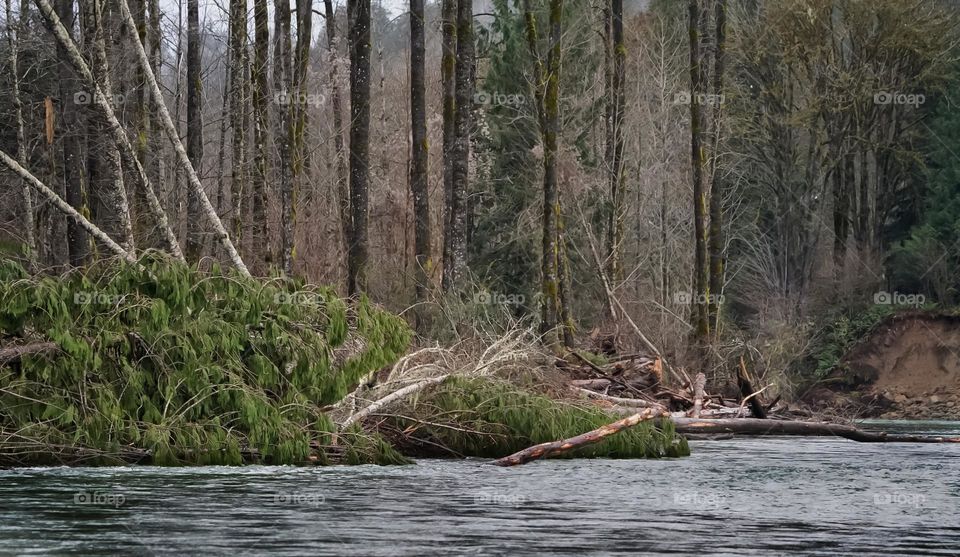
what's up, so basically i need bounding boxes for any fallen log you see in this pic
[672,418,960,443]
[572,387,668,412]
[0,342,59,366]
[493,408,666,466]
[569,378,613,390]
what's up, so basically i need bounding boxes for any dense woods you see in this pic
[2,0,960,394]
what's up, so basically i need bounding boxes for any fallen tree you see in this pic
[672,418,960,443]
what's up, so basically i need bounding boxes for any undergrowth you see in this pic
[385,377,689,459]
[0,255,411,466]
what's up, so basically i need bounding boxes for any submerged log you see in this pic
[493,408,666,466]
[673,418,960,443]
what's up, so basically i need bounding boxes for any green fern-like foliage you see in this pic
[388,377,689,459]
[0,255,411,466]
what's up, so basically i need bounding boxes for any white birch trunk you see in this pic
[0,150,135,263]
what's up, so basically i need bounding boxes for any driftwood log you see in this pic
[672,418,960,443]
[493,408,666,466]
[0,342,59,366]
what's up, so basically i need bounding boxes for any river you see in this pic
[1,421,958,555]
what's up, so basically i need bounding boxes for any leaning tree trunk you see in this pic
[324,0,351,277]
[114,0,249,274]
[439,0,457,292]
[7,0,36,265]
[251,0,271,273]
[409,0,432,325]
[0,150,135,263]
[444,0,473,292]
[347,0,371,294]
[33,0,183,261]
[688,0,709,341]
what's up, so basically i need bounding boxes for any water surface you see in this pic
[1,421,958,555]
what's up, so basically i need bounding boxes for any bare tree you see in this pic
[409,0,431,315]
[347,0,371,294]
[439,0,457,291]
[688,0,709,341]
[251,0,271,272]
[8,0,36,264]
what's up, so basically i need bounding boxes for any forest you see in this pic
[2,0,960,461]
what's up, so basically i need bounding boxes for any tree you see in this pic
[273,0,293,273]
[604,0,626,284]
[409,0,431,315]
[284,0,313,275]
[347,0,371,294]
[55,0,86,266]
[185,0,203,260]
[707,0,724,332]
[228,0,249,246]
[439,0,457,291]
[324,0,350,272]
[251,0,271,272]
[8,0,35,264]
[687,0,709,341]
[81,0,135,256]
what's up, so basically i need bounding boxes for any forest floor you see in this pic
[804,313,960,420]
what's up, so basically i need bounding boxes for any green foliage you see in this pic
[0,255,411,466]
[390,377,689,459]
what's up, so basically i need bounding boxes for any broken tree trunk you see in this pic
[690,372,705,418]
[672,418,960,443]
[493,408,666,466]
[573,387,668,413]
[737,356,767,419]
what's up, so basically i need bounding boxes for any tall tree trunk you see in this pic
[283,0,313,276]
[324,0,350,279]
[251,0,271,273]
[409,0,431,322]
[707,0,725,332]
[8,0,36,265]
[522,0,563,349]
[604,0,626,284]
[272,0,293,273]
[688,0,709,341]
[54,0,87,266]
[185,0,203,261]
[444,0,473,291]
[347,0,371,294]
[81,0,136,256]
[439,0,457,291]
[228,0,249,249]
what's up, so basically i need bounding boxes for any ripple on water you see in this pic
[1,424,959,556]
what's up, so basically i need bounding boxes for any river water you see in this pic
[1,421,958,556]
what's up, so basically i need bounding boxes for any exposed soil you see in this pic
[814,312,960,419]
